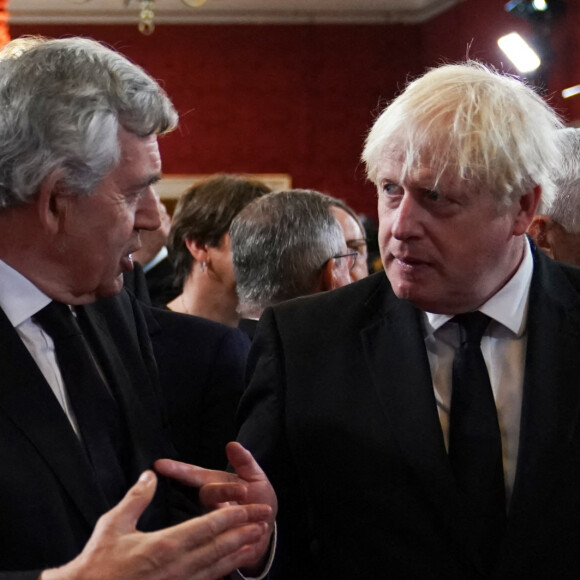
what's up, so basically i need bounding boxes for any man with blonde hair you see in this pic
[236,62,580,579]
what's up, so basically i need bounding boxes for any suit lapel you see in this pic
[361,290,447,475]
[78,296,171,473]
[507,249,580,531]
[0,308,108,528]
[360,280,478,561]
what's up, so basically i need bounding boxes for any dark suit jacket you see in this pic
[238,318,259,341]
[123,258,179,308]
[0,290,196,578]
[237,246,580,579]
[142,305,250,469]
[144,256,179,307]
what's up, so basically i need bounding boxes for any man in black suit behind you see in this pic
[236,61,580,578]
[132,192,179,306]
[0,36,276,579]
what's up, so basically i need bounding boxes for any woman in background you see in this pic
[167,174,271,326]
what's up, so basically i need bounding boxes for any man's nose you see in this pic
[136,187,162,231]
[390,193,422,240]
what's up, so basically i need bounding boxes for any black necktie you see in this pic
[33,301,127,507]
[448,312,506,571]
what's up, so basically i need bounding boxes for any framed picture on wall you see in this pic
[156,173,292,214]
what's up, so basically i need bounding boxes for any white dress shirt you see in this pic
[0,258,81,434]
[142,245,168,273]
[422,238,533,505]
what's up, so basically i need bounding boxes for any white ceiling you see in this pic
[9,0,466,26]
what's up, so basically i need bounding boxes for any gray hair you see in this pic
[362,61,563,209]
[230,189,345,316]
[0,36,178,209]
[540,127,580,233]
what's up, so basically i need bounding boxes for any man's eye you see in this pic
[426,189,441,201]
[382,183,400,195]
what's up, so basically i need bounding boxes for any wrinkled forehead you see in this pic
[365,111,457,182]
[373,129,461,187]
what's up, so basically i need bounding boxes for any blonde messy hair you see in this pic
[362,61,563,208]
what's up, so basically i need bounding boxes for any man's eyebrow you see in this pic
[133,174,162,190]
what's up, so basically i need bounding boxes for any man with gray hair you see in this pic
[0,37,275,579]
[236,62,580,579]
[528,127,580,265]
[230,189,354,337]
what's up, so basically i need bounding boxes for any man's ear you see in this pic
[528,215,555,258]
[320,258,345,291]
[320,259,334,291]
[36,171,68,234]
[513,185,542,236]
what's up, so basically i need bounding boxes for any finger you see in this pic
[226,442,266,482]
[154,458,238,488]
[199,482,248,507]
[95,470,157,535]
[170,504,272,551]
[188,523,269,580]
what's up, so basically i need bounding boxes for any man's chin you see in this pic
[94,274,125,300]
[390,281,435,311]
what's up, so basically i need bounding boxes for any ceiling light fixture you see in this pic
[68,0,208,35]
[497,32,541,73]
[562,85,580,99]
[504,0,566,19]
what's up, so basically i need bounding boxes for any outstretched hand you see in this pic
[41,468,272,580]
[155,442,278,574]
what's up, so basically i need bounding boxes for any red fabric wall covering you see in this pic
[422,0,580,124]
[10,2,580,215]
[11,23,421,217]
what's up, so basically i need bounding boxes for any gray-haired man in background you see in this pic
[528,127,580,266]
[230,189,354,339]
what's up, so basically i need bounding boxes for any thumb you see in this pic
[95,470,158,536]
[226,442,265,482]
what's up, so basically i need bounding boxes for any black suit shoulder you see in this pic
[267,271,391,332]
[556,260,580,292]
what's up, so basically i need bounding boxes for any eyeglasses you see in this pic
[347,238,368,255]
[332,251,359,272]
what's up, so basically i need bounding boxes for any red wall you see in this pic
[421,0,580,123]
[10,0,580,216]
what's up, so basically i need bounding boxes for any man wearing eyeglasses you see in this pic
[235,62,580,579]
[230,189,354,340]
[328,197,370,282]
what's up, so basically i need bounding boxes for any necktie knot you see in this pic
[33,301,81,340]
[453,311,490,346]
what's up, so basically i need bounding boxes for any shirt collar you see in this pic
[0,259,52,327]
[424,237,534,337]
[142,246,168,273]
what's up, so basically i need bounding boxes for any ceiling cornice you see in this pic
[9,0,465,26]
